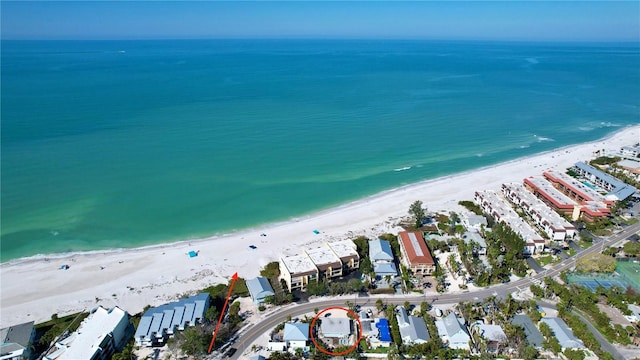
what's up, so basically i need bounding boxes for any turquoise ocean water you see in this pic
[2,40,639,262]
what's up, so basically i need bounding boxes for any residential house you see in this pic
[44,306,130,360]
[0,321,35,360]
[462,231,487,255]
[540,318,585,350]
[624,304,640,323]
[134,293,209,347]
[435,313,471,350]
[396,307,430,345]
[372,319,392,348]
[471,323,507,353]
[320,318,352,345]
[283,323,309,350]
[511,314,543,349]
[279,254,318,292]
[369,238,397,278]
[398,231,436,276]
[463,214,488,231]
[246,277,275,305]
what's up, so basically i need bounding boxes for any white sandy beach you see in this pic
[1,126,639,327]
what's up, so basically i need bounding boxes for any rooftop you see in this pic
[473,323,506,342]
[503,182,574,231]
[525,175,577,207]
[305,245,342,267]
[396,308,430,343]
[540,318,585,349]
[280,254,318,275]
[0,321,34,356]
[283,323,309,342]
[369,238,394,262]
[462,231,486,249]
[320,318,351,337]
[575,161,637,200]
[398,231,435,265]
[544,169,609,203]
[327,240,359,259]
[511,314,543,348]
[246,277,274,301]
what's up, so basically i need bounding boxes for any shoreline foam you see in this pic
[1,125,638,326]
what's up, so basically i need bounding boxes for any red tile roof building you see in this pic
[398,231,435,276]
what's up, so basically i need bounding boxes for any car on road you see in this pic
[225,348,237,358]
[324,313,332,317]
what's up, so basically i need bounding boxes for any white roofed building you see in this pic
[369,238,397,277]
[327,240,360,272]
[0,321,35,360]
[44,306,130,360]
[279,254,318,292]
[283,323,309,350]
[502,183,576,242]
[396,307,430,345]
[305,245,343,280]
[435,313,470,350]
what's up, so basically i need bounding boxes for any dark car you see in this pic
[324,313,332,317]
[225,348,237,358]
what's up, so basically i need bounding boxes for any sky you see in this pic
[1,1,639,42]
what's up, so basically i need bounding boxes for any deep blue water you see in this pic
[2,39,639,261]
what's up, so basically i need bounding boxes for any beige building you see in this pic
[279,254,319,292]
[397,231,435,276]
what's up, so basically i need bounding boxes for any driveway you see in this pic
[526,257,544,273]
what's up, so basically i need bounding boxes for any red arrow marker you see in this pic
[208,272,239,354]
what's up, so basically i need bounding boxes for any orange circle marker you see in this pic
[309,306,363,356]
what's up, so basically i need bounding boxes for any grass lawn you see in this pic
[537,255,555,267]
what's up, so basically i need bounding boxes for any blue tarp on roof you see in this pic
[376,318,392,342]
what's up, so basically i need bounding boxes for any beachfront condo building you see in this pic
[474,190,545,255]
[502,183,576,242]
[280,240,360,291]
[397,231,435,276]
[279,254,319,291]
[44,306,130,360]
[573,161,637,201]
[305,246,343,279]
[327,240,360,272]
[525,172,611,222]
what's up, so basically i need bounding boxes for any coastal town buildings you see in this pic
[618,159,640,176]
[134,293,209,347]
[621,145,640,159]
[396,307,430,345]
[246,277,275,305]
[573,161,638,201]
[279,254,319,292]
[0,321,35,360]
[474,190,545,255]
[319,318,352,345]
[524,174,611,222]
[45,306,130,360]
[462,231,487,255]
[369,238,398,278]
[461,214,488,231]
[397,231,435,276]
[502,183,576,242]
[435,313,471,350]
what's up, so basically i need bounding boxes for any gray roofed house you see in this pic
[320,318,351,338]
[369,238,397,277]
[472,323,507,352]
[246,277,275,305]
[540,318,585,350]
[0,321,35,360]
[464,214,488,230]
[511,314,543,349]
[435,312,470,350]
[396,307,430,344]
[134,293,210,347]
[462,231,487,255]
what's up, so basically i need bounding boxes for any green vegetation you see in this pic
[590,156,620,166]
[260,261,281,279]
[35,312,89,350]
[576,253,616,273]
[623,241,640,256]
[537,255,555,267]
[409,200,426,228]
[459,200,483,215]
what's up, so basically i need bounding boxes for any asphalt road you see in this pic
[225,221,640,359]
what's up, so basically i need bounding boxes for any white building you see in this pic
[45,306,130,360]
[462,231,487,255]
[475,190,545,255]
[471,323,507,353]
[435,313,470,350]
[279,254,318,291]
[305,245,343,280]
[327,240,360,271]
[502,183,576,241]
[462,214,488,231]
[621,145,640,159]
[574,162,637,201]
[283,323,309,350]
